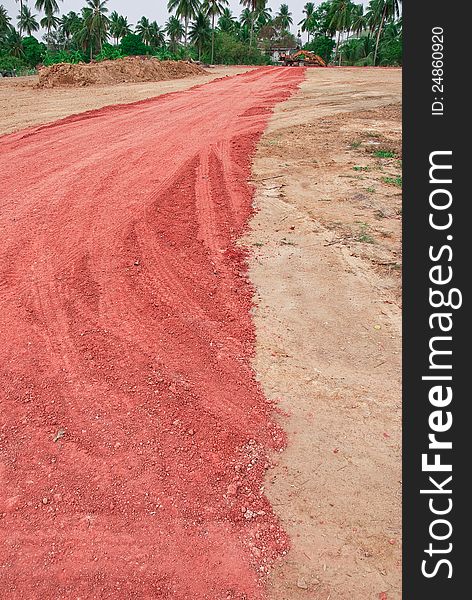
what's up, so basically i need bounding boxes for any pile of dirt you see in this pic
[37,56,207,88]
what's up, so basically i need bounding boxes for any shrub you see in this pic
[304,35,335,64]
[0,52,28,72]
[210,31,269,65]
[21,36,46,68]
[43,49,86,65]
[96,43,122,62]
[378,37,402,66]
[119,34,150,57]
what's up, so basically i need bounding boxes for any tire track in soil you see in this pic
[0,67,304,598]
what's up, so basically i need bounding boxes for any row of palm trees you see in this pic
[298,0,402,65]
[167,1,295,64]
[3,0,401,66]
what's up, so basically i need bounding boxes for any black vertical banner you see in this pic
[403,1,467,598]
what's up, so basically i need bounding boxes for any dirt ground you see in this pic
[0,66,402,599]
[245,67,402,599]
[0,65,254,135]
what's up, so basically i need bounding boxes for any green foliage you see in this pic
[43,49,86,65]
[382,176,402,187]
[119,33,150,56]
[374,150,396,158]
[95,42,122,61]
[22,36,46,68]
[378,36,402,65]
[0,52,28,72]
[304,35,335,63]
[210,31,269,65]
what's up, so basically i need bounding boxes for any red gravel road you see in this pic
[0,67,304,598]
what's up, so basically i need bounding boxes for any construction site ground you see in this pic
[0,66,401,599]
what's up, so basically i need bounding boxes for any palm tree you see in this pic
[255,3,272,27]
[189,10,210,60]
[203,0,228,64]
[299,2,315,43]
[79,0,109,60]
[0,5,11,34]
[239,0,259,47]
[276,3,292,31]
[350,3,366,37]
[367,0,401,66]
[60,10,82,43]
[109,10,120,43]
[136,16,153,45]
[109,12,132,44]
[149,21,165,48]
[218,7,235,33]
[6,27,24,56]
[167,0,201,47]
[239,7,252,30]
[40,8,60,37]
[14,0,24,35]
[329,0,353,63]
[35,0,61,37]
[18,4,39,36]
[166,15,184,52]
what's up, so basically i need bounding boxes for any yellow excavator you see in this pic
[282,50,327,67]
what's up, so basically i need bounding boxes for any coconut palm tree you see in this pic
[167,0,201,47]
[350,3,366,37]
[109,10,120,43]
[298,2,315,42]
[6,26,24,56]
[79,0,109,60]
[40,9,60,37]
[149,21,165,48]
[255,2,272,27]
[203,0,228,64]
[166,15,185,52]
[60,10,82,43]
[18,4,39,36]
[276,3,292,31]
[239,0,259,47]
[366,0,401,66]
[0,5,11,34]
[189,10,210,60]
[14,0,24,35]
[329,0,353,63]
[239,7,252,30]
[218,7,235,32]
[136,16,153,45]
[35,0,61,37]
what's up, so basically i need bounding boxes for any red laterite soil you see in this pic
[0,67,304,599]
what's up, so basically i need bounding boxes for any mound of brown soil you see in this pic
[37,56,207,88]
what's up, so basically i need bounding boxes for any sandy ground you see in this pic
[0,65,254,135]
[245,67,402,599]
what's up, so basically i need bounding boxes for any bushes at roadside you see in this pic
[22,36,46,68]
[304,35,335,64]
[96,43,122,62]
[0,52,28,73]
[119,34,150,57]
[209,31,269,65]
[43,49,86,66]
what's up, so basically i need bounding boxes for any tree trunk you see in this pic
[373,6,387,66]
[335,30,341,64]
[250,14,254,47]
[211,14,215,64]
[185,17,188,47]
[19,0,23,35]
